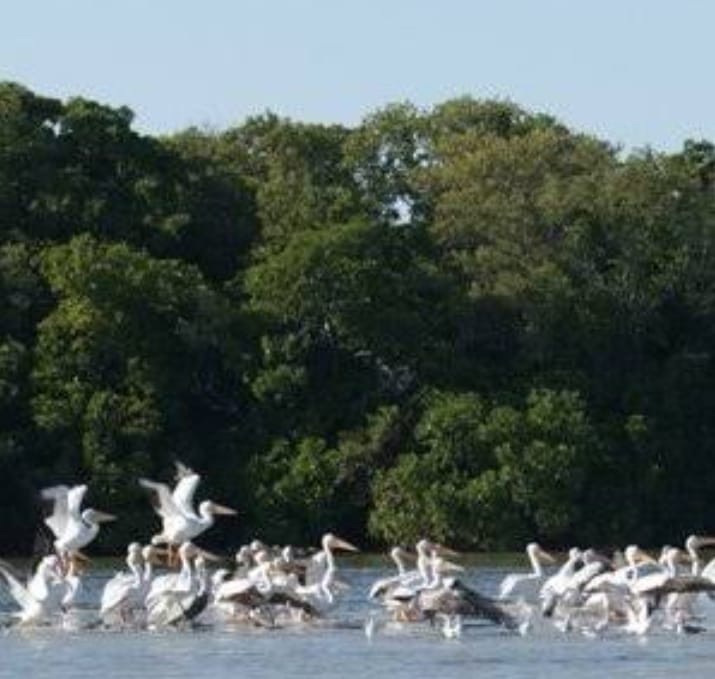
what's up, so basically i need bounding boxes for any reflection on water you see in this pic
[2,567,715,678]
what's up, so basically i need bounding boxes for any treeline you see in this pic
[2,82,715,554]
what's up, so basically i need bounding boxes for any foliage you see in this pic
[2,80,715,553]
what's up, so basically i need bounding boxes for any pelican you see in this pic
[41,484,116,562]
[685,535,715,579]
[146,542,204,627]
[393,556,518,630]
[0,555,64,624]
[293,533,359,607]
[138,466,236,551]
[499,543,555,602]
[100,543,145,624]
[369,546,415,600]
[539,547,582,616]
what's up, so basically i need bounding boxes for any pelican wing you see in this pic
[100,572,137,614]
[701,558,715,582]
[633,574,715,597]
[138,478,183,519]
[40,485,70,539]
[498,573,527,600]
[66,484,88,519]
[171,472,201,519]
[421,579,518,629]
[305,552,326,587]
[266,590,320,617]
[0,560,37,614]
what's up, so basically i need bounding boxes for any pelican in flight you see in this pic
[138,462,236,553]
[0,555,64,625]
[41,484,116,563]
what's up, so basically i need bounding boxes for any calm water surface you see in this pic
[2,566,715,678]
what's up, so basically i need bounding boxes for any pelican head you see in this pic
[686,534,715,551]
[235,545,253,565]
[527,542,556,564]
[433,556,464,574]
[416,539,458,557]
[321,533,359,553]
[624,545,657,566]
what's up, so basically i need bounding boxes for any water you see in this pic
[2,565,715,678]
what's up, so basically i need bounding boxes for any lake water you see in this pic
[2,565,715,678]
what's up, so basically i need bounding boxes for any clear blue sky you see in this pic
[3,0,713,150]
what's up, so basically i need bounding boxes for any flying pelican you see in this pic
[0,555,64,625]
[138,465,236,555]
[41,484,116,563]
[499,543,556,602]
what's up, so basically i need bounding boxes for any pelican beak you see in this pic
[94,511,117,523]
[434,543,460,557]
[331,537,360,552]
[695,536,715,548]
[539,548,556,564]
[196,547,223,562]
[440,559,465,573]
[210,503,238,516]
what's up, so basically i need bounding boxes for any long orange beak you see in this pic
[211,503,237,516]
[331,536,359,552]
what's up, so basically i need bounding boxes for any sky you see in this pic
[2,0,714,150]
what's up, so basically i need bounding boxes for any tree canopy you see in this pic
[2,81,715,553]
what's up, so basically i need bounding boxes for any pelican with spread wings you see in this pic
[139,462,237,554]
[41,484,116,564]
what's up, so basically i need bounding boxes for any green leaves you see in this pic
[4,81,715,553]
[368,389,595,548]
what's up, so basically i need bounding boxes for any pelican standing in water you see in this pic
[499,543,556,602]
[369,546,416,601]
[100,542,145,625]
[293,533,359,607]
[41,484,116,565]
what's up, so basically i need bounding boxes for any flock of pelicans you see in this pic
[3,463,715,641]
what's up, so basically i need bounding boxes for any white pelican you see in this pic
[685,535,715,579]
[0,556,64,624]
[539,547,582,615]
[293,533,359,606]
[499,543,555,601]
[393,557,518,630]
[100,543,145,624]
[41,484,116,561]
[138,467,236,551]
[369,546,415,600]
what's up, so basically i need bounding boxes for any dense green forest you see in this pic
[2,81,715,554]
